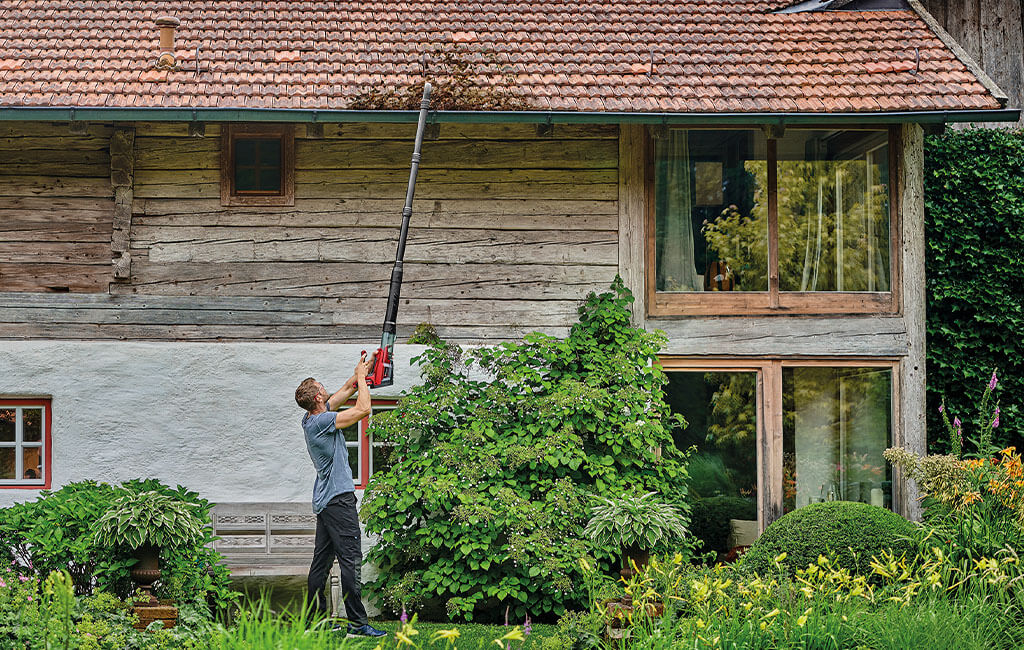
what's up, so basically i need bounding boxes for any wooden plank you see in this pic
[0,221,112,242]
[133,226,617,265]
[122,261,617,300]
[951,0,984,69]
[0,163,114,176]
[0,321,567,342]
[652,316,909,357]
[0,263,110,292]
[133,198,618,230]
[134,168,618,201]
[295,139,618,170]
[0,123,112,139]
[618,124,646,327]
[0,176,113,199]
[133,138,617,171]
[134,122,616,141]
[981,0,1024,116]
[0,292,321,310]
[0,242,111,264]
[0,304,333,326]
[0,197,114,221]
[323,297,582,327]
[0,149,110,165]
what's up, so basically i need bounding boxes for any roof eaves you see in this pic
[906,0,1008,106]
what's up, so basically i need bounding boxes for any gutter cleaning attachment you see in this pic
[361,82,433,389]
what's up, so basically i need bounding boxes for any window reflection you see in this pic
[783,367,892,513]
[776,130,890,292]
[655,130,768,292]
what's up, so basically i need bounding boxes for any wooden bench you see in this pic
[212,502,342,616]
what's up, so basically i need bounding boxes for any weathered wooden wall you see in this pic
[0,122,619,342]
[0,123,115,292]
[920,0,1024,126]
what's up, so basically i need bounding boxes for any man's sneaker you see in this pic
[347,623,387,638]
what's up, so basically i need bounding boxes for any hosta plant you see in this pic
[94,490,204,551]
[584,491,689,564]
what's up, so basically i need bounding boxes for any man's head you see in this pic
[295,377,327,412]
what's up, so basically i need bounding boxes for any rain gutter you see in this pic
[0,107,1019,124]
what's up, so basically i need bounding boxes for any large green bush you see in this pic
[925,128,1024,454]
[741,501,918,576]
[361,278,692,622]
[0,479,237,615]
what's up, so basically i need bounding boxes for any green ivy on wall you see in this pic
[924,128,1024,454]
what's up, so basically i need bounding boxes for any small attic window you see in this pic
[221,124,294,206]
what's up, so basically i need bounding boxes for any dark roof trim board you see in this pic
[776,0,908,13]
[0,106,1018,124]
[906,0,1009,105]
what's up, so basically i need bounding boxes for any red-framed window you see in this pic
[0,399,52,489]
[339,402,396,489]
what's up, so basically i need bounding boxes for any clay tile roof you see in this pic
[0,0,1004,114]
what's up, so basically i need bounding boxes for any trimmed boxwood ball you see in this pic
[741,501,918,577]
[690,496,757,555]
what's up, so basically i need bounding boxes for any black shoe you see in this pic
[347,623,387,638]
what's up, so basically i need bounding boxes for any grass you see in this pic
[342,621,558,649]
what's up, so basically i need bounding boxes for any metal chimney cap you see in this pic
[155,16,180,27]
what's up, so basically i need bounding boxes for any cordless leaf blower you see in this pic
[359,83,433,389]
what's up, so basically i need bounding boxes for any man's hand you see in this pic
[355,351,375,379]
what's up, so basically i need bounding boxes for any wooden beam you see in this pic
[618,124,646,326]
[110,127,136,282]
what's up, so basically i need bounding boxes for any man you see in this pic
[294,353,386,638]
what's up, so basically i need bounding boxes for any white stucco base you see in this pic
[0,340,427,507]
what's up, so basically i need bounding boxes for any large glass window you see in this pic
[782,367,892,513]
[666,371,759,554]
[655,130,768,292]
[340,403,395,489]
[651,128,894,314]
[0,400,49,487]
[777,131,890,292]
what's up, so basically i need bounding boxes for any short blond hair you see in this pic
[295,377,321,411]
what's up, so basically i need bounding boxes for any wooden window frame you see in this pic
[344,401,396,490]
[0,398,52,489]
[658,357,901,531]
[646,126,901,317]
[220,124,295,207]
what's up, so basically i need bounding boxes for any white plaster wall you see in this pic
[0,340,427,508]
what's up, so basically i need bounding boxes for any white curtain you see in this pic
[659,130,701,291]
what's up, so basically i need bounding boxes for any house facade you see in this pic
[0,0,1017,549]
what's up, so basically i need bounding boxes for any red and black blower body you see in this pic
[360,83,433,389]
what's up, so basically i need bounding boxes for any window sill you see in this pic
[649,291,896,317]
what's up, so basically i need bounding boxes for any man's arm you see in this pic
[333,355,372,429]
[326,351,375,411]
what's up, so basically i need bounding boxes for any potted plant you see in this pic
[94,490,204,606]
[583,491,688,579]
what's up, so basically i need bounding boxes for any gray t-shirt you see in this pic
[302,409,355,514]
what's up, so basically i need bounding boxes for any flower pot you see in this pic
[130,543,161,606]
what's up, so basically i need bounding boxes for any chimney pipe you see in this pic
[155,16,180,69]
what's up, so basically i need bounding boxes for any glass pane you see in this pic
[655,130,768,292]
[22,447,41,480]
[340,422,359,442]
[259,139,282,166]
[783,367,892,513]
[0,409,13,442]
[372,443,395,476]
[23,408,42,442]
[666,371,759,554]
[777,130,891,292]
[259,168,281,192]
[348,446,360,483]
[0,448,14,479]
[235,139,258,161]
[235,165,257,191]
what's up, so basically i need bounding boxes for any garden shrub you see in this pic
[741,501,918,576]
[361,277,692,621]
[924,128,1024,455]
[0,479,237,616]
[689,496,757,555]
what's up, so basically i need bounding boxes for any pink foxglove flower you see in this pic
[989,370,999,390]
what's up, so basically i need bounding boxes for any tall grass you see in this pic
[204,596,345,649]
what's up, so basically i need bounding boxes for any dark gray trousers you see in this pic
[307,492,368,625]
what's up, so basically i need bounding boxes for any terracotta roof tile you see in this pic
[0,0,1003,114]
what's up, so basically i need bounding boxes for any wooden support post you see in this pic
[618,124,646,327]
[110,127,136,282]
[898,124,926,521]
